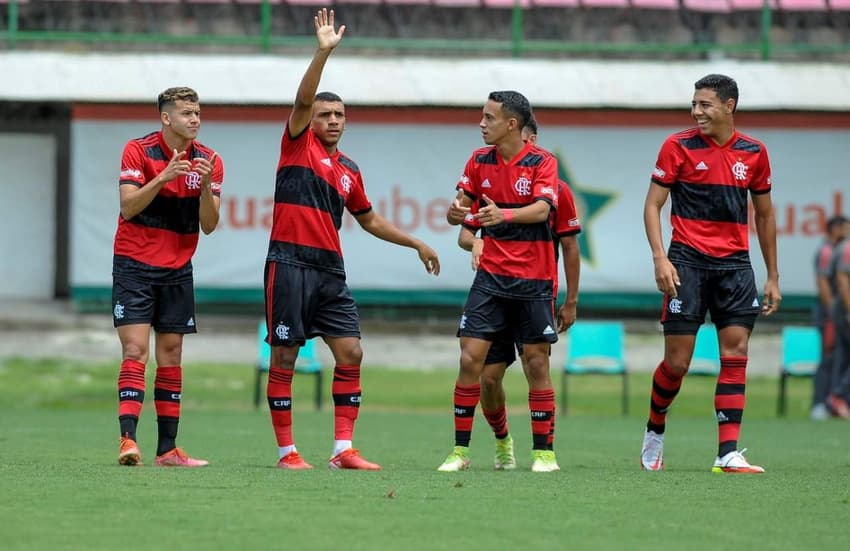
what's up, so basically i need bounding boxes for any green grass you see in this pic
[1,358,848,550]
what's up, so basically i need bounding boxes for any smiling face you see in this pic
[691,88,735,144]
[311,100,346,151]
[161,99,201,142]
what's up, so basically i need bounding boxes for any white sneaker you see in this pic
[640,430,664,471]
[810,403,830,421]
[712,448,764,474]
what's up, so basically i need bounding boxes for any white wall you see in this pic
[0,133,56,298]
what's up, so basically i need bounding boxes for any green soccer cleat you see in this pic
[530,450,560,473]
[494,435,517,470]
[437,446,471,472]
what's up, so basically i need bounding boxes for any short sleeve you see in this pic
[651,136,683,187]
[210,155,224,196]
[346,172,372,216]
[456,155,478,200]
[532,155,558,209]
[749,146,772,195]
[119,141,146,187]
[555,181,581,237]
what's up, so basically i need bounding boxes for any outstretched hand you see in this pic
[160,149,192,182]
[314,8,345,51]
[417,243,441,276]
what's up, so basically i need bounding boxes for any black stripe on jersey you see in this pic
[337,155,360,173]
[668,242,750,268]
[350,206,373,217]
[516,153,545,167]
[144,145,169,161]
[128,195,200,234]
[671,181,748,224]
[267,241,344,274]
[274,165,346,226]
[651,177,672,188]
[483,221,552,243]
[678,135,710,150]
[556,229,580,238]
[475,149,499,165]
[731,138,761,153]
[474,271,553,299]
[119,180,143,188]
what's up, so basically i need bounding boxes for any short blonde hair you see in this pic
[158,87,199,113]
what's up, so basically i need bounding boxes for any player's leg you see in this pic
[438,289,501,471]
[709,268,763,473]
[641,263,705,471]
[113,272,154,466]
[827,302,850,419]
[265,262,313,469]
[518,300,559,472]
[150,279,207,467]
[481,339,513,469]
[810,314,834,420]
[312,270,379,470]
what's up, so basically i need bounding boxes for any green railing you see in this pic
[1,0,842,60]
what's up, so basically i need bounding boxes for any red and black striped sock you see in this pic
[117,359,146,441]
[716,356,747,458]
[453,383,480,447]
[154,366,182,456]
[332,364,361,441]
[267,366,294,447]
[647,360,684,434]
[529,388,555,451]
[482,406,509,440]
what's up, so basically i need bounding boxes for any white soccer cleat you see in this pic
[712,448,764,474]
[640,430,664,471]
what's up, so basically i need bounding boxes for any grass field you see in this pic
[1,358,848,550]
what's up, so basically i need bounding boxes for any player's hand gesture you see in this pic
[193,152,218,189]
[475,194,505,227]
[417,243,441,276]
[314,8,345,51]
[447,190,471,225]
[159,149,192,182]
[653,255,680,297]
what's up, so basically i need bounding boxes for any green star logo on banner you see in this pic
[554,149,617,266]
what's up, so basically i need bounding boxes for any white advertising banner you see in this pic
[70,115,850,300]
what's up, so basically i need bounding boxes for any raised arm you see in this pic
[288,9,346,138]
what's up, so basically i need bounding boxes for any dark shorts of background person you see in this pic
[111,255,196,334]
[660,263,759,335]
[264,261,360,347]
[458,288,558,345]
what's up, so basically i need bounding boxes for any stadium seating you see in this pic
[688,323,720,376]
[777,325,820,417]
[561,321,628,416]
[254,320,323,410]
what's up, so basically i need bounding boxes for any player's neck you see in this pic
[495,136,526,162]
[161,128,192,153]
[704,123,735,147]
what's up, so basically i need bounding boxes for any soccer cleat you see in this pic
[328,448,381,470]
[712,448,764,474]
[530,450,560,472]
[118,437,142,466]
[277,451,313,470]
[640,430,664,471]
[154,447,209,468]
[810,403,830,421]
[494,435,517,471]
[437,446,471,472]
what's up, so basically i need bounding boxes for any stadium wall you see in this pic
[2,53,849,311]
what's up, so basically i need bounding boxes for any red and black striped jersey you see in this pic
[814,239,835,279]
[457,142,558,300]
[267,125,372,275]
[830,240,850,296]
[113,130,223,270]
[651,128,772,269]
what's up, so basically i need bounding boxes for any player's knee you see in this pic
[122,343,148,364]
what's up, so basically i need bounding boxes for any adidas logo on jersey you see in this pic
[696,161,709,170]
[752,298,760,308]
[321,158,332,167]
[482,179,491,188]
[542,325,555,335]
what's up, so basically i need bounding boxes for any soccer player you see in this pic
[811,215,847,419]
[439,91,560,472]
[455,117,581,471]
[826,225,850,419]
[265,9,440,470]
[113,86,223,467]
[639,74,781,474]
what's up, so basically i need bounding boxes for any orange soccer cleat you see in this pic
[118,437,142,466]
[277,451,314,470]
[328,448,381,470]
[154,447,209,468]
